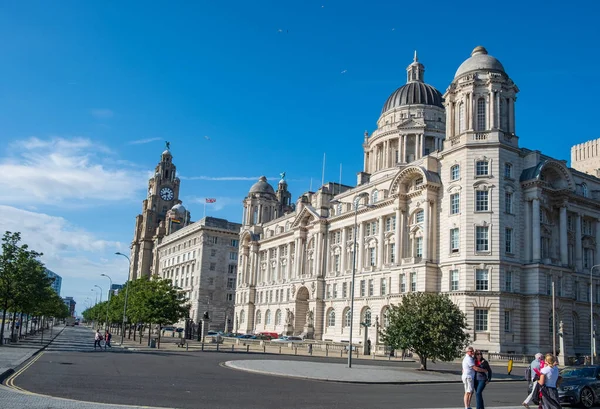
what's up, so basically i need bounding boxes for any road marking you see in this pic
[5,351,45,392]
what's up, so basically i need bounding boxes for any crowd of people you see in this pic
[461,346,561,409]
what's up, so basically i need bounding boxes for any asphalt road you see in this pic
[7,327,538,409]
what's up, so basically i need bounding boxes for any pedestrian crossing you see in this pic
[44,326,121,353]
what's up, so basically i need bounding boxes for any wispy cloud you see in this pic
[0,136,146,206]
[128,137,163,145]
[180,175,279,181]
[90,108,114,119]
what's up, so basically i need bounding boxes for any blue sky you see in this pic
[0,0,598,313]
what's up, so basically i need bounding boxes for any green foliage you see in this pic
[380,292,470,370]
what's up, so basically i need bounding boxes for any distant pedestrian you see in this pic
[94,329,103,350]
[104,330,112,349]
[473,350,492,409]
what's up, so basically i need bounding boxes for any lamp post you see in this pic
[115,252,131,345]
[91,288,98,306]
[331,195,373,368]
[591,265,600,364]
[94,285,103,324]
[101,274,113,331]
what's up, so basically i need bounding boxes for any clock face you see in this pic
[160,187,174,201]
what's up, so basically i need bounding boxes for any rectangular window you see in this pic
[450,228,460,253]
[368,279,374,296]
[333,283,338,298]
[210,249,217,257]
[584,248,594,269]
[369,248,376,266]
[476,269,489,291]
[410,272,417,292]
[209,263,216,271]
[231,239,239,247]
[228,264,237,274]
[360,280,366,296]
[400,274,406,293]
[505,271,513,292]
[342,282,348,298]
[476,226,489,251]
[380,278,387,295]
[476,161,489,176]
[390,243,396,263]
[505,228,513,253]
[504,163,512,179]
[504,310,511,332]
[416,211,424,223]
[334,254,340,272]
[227,293,233,302]
[229,252,238,260]
[385,216,396,232]
[475,309,488,331]
[416,237,423,257]
[505,192,513,214]
[451,165,460,180]
[326,284,331,299]
[476,190,489,211]
[210,236,218,244]
[450,269,459,291]
[568,215,574,231]
[450,193,460,215]
[227,277,235,289]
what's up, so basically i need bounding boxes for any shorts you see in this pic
[462,375,474,393]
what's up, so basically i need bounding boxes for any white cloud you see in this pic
[0,137,146,206]
[128,137,163,145]
[90,108,114,119]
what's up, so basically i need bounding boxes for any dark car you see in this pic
[558,365,600,408]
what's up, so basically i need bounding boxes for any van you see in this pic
[259,332,279,340]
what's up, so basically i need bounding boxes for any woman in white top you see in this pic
[538,354,561,409]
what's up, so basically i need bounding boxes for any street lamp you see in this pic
[91,288,98,305]
[330,194,374,368]
[115,252,131,345]
[591,265,600,364]
[94,285,103,325]
[101,273,113,331]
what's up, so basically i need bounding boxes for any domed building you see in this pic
[234,46,600,359]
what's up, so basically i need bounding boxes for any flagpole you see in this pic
[203,202,206,219]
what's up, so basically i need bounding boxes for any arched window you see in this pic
[256,310,262,324]
[343,308,351,327]
[458,102,465,133]
[371,190,379,204]
[582,183,588,198]
[265,310,271,325]
[477,98,486,131]
[327,309,336,327]
[363,308,372,326]
[353,196,361,210]
[275,309,282,325]
[450,164,460,181]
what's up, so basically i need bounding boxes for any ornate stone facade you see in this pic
[234,47,600,355]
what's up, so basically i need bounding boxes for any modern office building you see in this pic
[45,269,62,296]
[63,297,76,317]
[234,46,600,357]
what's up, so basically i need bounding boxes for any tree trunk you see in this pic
[0,302,8,345]
[10,310,17,340]
[419,354,428,371]
[18,312,24,339]
[25,315,29,336]
[147,322,152,346]
[157,323,161,349]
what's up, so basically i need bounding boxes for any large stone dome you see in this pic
[249,176,275,194]
[454,46,505,79]
[381,53,444,115]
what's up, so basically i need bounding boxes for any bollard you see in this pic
[246,345,250,353]
[294,347,297,355]
[372,352,375,360]
[231,344,234,352]
[216,341,220,352]
[326,344,328,357]
[340,349,343,358]
[279,345,282,354]
[201,341,204,351]
[186,342,189,351]
[355,348,358,359]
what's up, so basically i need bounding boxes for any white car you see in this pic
[271,336,304,343]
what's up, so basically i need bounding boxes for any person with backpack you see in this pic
[522,352,544,408]
[94,329,103,350]
[104,330,112,349]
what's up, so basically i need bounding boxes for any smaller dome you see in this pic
[249,176,275,194]
[171,203,186,216]
[454,46,505,78]
[382,82,444,114]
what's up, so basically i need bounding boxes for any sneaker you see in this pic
[522,403,530,409]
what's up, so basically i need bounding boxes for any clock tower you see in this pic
[130,143,180,280]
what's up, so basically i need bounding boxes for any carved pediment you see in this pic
[291,205,321,228]
[397,118,426,129]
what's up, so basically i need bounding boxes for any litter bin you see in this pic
[150,338,157,348]
[11,334,18,343]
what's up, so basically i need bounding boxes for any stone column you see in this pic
[357,222,365,271]
[314,230,323,277]
[596,219,600,268]
[422,200,429,261]
[395,207,403,263]
[402,135,407,163]
[490,91,495,129]
[509,98,515,134]
[364,151,369,173]
[450,102,455,137]
[293,238,301,278]
[560,205,568,265]
[275,246,281,282]
[532,198,541,262]
[524,199,531,262]
[378,216,385,267]
[576,213,583,272]
[341,227,347,272]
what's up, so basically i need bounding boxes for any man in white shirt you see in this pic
[462,346,487,409]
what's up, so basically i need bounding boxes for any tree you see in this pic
[380,292,470,370]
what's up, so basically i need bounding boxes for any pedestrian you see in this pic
[537,354,561,409]
[462,346,488,409]
[473,350,492,409]
[94,329,103,350]
[522,352,544,408]
[104,330,112,349]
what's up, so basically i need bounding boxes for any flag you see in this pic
[205,198,216,203]
[171,219,181,224]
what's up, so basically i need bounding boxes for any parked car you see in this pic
[272,336,303,344]
[237,334,254,339]
[207,330,218,336]
[558,365,600,408]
